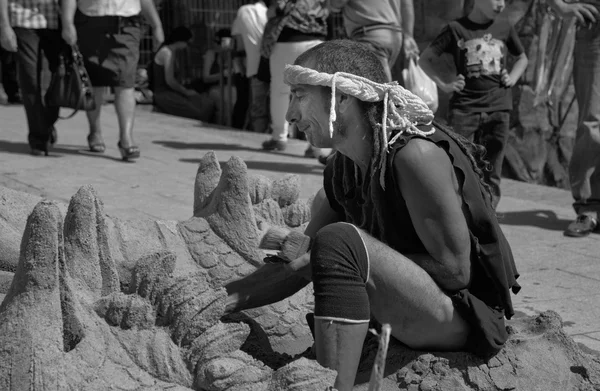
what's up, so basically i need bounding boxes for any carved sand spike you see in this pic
[94,292,156,330]
[63,185,119,297]
[185,321,252,368]
[271,174,301,208]
[0,187,44,272]
[1,201,195,390]
[0,201,66,390]
[129,250,177,305]
[204,156,263,266]
[130,252,227,347]
[194,151,222,217]
[248,173,273,205]
[113,328,194,387]
[282,199,311,228]
[254,198,286,227]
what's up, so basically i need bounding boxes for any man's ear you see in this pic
[336,92,354,114]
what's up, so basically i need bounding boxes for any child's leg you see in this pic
[479,111,510,209]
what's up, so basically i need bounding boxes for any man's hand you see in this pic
[184,89,198,97]
[555,1,599,24]
[0,25,17,52]
[441,74,465,94]
[61,23,77,46]
[403,35,420,62]
[501,69,516,87]
[152,25,164,51]
[287,252,311,281]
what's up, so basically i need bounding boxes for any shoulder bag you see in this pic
[46,44,96,119]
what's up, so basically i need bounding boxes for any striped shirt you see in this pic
[78,0,141,17]
[8,0,59,29]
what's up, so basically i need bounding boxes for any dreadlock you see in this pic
[434,122,495,204]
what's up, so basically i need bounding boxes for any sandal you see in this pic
[87,134,106,153]
[117,141,140,161]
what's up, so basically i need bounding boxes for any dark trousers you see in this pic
[249,75,269,133]
[13,28,61,149]
[570,22,600,218]
[0,47,19,99]
[449,109,510,209]
[232,73,249,129]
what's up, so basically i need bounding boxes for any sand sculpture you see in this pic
[0,151,599,390]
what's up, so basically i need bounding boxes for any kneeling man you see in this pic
[225,39,520,391]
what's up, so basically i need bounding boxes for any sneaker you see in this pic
[262,139,287,151]
[304,147,317,158]
[564,214,598,237]
[0,88,7,105]
[49,126,57,146]
[30,147,48,156]
[317,154,330,165]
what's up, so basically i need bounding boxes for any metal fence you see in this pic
[141,0,247,82]
[141,1,345,82]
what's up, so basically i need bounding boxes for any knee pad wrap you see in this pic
[311,222,370,323]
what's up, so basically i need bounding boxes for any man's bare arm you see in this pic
[140,0,161,28]
[503,52,528,87]
[60,0,77,26]
[0,0,18,52]
[0,0,10,28]
[224,256,312,314]
[419,47,465,93]
[394,139,472,292]
[399,0,420,60]
[60,0,78,45]
[547,0,599,24]
[399,0,415,36]
[140,0,164,49]
[224,187,342,314]
[329,0,349,13]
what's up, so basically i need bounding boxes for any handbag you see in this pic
[46,44,96,119]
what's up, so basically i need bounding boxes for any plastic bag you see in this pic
[402,58,439,113]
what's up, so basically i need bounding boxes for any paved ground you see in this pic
[1,103,599,356]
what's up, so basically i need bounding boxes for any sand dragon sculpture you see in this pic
[0,152,599,390]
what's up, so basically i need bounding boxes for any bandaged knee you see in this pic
[311,222,370,323]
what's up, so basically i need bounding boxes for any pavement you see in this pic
[1,103,599,356]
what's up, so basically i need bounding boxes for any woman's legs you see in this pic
[264,40,323,150]
[85,87,106,147]
[114,87,137,148]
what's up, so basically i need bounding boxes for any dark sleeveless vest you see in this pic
[323,122,520,356]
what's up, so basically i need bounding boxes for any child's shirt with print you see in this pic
[429,16,525,113]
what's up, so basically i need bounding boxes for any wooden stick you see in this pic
[368,324,391,391]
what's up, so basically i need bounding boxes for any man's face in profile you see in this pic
[286,83,336,149]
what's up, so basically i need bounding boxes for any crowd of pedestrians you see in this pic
[0,0,598,236]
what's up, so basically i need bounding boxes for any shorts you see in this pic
[450,289,509,359]
[75,10,141,88]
